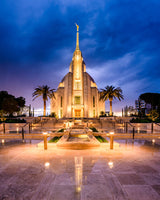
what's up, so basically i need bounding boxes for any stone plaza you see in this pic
[0,138,160,200]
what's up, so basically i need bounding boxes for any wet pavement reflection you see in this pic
[0,139,160,200]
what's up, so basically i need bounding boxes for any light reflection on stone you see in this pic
[75,156,83,193]
[44,162,50,168]
[108,161,113,169]
[152,139,155,144]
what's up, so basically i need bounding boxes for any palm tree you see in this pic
[32,85,55,116]
[100,86,124,116]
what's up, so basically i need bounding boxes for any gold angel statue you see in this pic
[75,23,79,31]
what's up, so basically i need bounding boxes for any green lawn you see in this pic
[95,136,108,143]
[48,136,62,143]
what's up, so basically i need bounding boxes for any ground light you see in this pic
[44,162,50,168]
[152,139,155,146]
[108,161,113,169]
[110,132,114,150]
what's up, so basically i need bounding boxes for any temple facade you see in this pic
[50,25,105,118]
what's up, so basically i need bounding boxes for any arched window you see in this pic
[93,96,95,107]
[60,96,63,107]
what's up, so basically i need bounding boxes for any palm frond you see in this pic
[99,85,124,101]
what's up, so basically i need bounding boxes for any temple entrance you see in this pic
[75,109,81,118]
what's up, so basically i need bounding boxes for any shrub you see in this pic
[99,111,106,117]
[48,136,62,143]
[130,117,152,123]
[49,112,57,118]
[4,118,26,123]
[89,127,98,132]
[58,128,64,132]
[95,136,108,143]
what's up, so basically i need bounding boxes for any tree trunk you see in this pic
[43,100,46,116]
[109,100,112,116]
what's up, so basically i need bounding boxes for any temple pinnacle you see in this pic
[75,23,79,50]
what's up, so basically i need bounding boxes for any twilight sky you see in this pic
[0,0,160,115]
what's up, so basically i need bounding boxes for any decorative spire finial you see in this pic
[75,23,79,50]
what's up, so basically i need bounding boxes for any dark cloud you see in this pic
[0,0,160,114]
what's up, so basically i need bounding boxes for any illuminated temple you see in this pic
[50,25,105,118]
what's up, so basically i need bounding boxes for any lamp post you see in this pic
[43,132,48,150]
[110,132,114,150]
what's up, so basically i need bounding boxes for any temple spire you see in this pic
[75,23,79,50]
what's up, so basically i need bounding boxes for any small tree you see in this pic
[0,91,26,117]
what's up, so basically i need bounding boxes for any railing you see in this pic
[125,122,135,139]
[0,118,38,140]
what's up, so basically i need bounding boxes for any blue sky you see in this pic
[0,0,160,115]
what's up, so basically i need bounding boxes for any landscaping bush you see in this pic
[3,118,26,123]
[58,128,64,132]
[49,112,57,118]
[48,136,62,143]
[89,127,98,132]
[130,117,160,123]
[95,136,108,143]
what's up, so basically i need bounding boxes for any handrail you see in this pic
[127,122,135,128]
[155,122,160,127]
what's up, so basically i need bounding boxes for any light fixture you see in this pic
[108,161,113,169]
[152,139,155,143]
[44,162,50,168]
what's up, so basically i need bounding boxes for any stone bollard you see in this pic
[110,132,114,149]
[132,127,135,139]
[43,132,48,150]
[3,123,5,134]
[151,123,153,133]
[22,127,24,140]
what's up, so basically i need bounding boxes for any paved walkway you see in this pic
[0,139,160,200]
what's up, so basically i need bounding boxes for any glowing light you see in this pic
[77,186,81,192]
[17,127,19,133]
[108,161,113,168]
[44,162,50,168]
[114,112,122,116]
[2,139,4,144]
[75,157,83,193]
[110,132,114,135]
[78,134,88,139]
[43,132,47,135]
[152,139,155,143]
[76,55,80,60]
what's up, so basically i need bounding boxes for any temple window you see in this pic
[75,96,81,104]
[93,109,95,117]
[60,109,63,118]
[60,96,63,107]
[93,96,95,107]
[75,81,80,90]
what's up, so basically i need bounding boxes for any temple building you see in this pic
[50,25,105,118]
